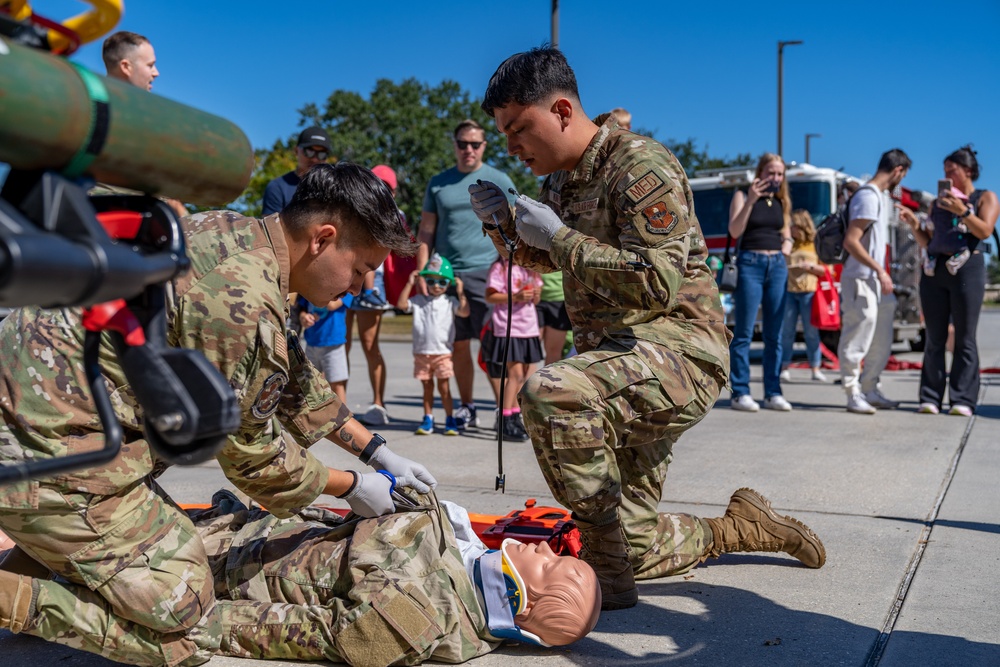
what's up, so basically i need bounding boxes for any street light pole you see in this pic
[777,40,803,157]
[805,133,821,164]
[551,0,559,49]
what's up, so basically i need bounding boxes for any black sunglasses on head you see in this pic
[455,140,484,150]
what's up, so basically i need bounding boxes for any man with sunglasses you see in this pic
[262,126,333,216]
[418,120,518,431]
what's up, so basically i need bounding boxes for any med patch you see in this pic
[642,201,678,235]
[252,371,287,419]
[624,170,664,204]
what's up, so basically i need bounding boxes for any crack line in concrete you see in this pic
[863,379,988,666]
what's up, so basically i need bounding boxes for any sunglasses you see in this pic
[455,140,484,150]
[302,147,329,160]
[425,278,450,288]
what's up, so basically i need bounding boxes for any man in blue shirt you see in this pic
[262,126,333,216]
[418,120,517,430]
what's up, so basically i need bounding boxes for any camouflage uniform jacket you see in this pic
[0,211,349,517]
[195,490,497,665]
[487,114,731,378]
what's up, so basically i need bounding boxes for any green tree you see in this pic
[235,79,536,226]
[635,131,754,175]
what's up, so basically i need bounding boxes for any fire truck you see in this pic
[689,163,926,350]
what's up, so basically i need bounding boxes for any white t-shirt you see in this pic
[409,293,462,355]
[841,184,887,280]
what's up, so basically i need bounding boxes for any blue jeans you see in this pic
[729,251,787,398]
[781,291,822,368]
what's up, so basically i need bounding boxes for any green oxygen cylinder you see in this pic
[0,37,253,206]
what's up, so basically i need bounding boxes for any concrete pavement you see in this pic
[3,310,998,666]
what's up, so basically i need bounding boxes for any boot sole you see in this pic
[732,487,826,568]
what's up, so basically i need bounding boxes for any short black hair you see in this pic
[877,148,912,174]
[282,162,416,256]
[481,47,580,118]
[945,145,980,181]
[102,31,149,72]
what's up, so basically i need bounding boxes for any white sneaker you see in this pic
[918,403,940,415]
[948,405,973,417]
[763,395,793,411]
[779,369,791,382]
[811,369,828,383]
[847,392,877,414]
[359,404,389,426]
[863,389,900,410]
[731,395,760,412]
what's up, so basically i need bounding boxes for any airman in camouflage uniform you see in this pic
[0,163,434,664]
[471,48,825,610]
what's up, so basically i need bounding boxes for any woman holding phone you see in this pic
[727,153,794,412]
[901,146,998,416]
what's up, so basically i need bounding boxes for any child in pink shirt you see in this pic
[483,257,544,441]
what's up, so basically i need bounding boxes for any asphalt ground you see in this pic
[3,310,998,666]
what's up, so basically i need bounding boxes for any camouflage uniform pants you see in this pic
[520,338,723,579]
[0,479,220,666]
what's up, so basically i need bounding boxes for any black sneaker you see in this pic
[501,415,530,442]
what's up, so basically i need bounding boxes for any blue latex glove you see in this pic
[368,444,436,493]
[513,195,565,251]
[469,180,512,228]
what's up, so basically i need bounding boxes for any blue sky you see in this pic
[38,0,1000,196]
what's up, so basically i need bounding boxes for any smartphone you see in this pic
[938,178,952,198]
[759,179,778,195]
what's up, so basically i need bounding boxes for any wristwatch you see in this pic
[960,208,972,218]
[358,433,386,465]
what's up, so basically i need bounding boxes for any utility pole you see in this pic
[805,133,821,164]
[551,0,559,49]
[777,40,803,157]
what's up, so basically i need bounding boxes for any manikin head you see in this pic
[282,163,416,307]
[481,47,599,177]
[102,31,159,91]
[500,539,601,646]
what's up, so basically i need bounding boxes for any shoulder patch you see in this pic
[624,171,665,204]
[571,198,600,214]
[642,201,679,235]
[252,371,288,419]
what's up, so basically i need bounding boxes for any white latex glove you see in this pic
[469,180,512,228]
[341,471,395,517]
[369,444,437,493]
[513,195,565,251]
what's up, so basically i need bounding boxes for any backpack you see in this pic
[815,184,877,265]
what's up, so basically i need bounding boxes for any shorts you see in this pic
[536,300,572,331]
[451,268,491,342]
[414,353,454,381]
[305,343,349,383]
[480,330,544,379]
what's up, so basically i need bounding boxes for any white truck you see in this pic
[688,163,925,350]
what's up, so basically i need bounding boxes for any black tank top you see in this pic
[741,197,784,251]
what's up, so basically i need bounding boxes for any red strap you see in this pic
[82,300,146,346]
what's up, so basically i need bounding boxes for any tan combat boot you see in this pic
[575,516,638,610]
[704,488,826,568]
[0,571,35,633]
